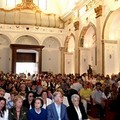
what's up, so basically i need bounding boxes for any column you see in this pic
[74,20,80,74]
[37,46,44,73]
[94,5,103,74]
[59,47,65,74]
[11,47,17,73]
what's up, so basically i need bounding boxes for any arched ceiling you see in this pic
[0,0,85,28]
[0,0,81,17]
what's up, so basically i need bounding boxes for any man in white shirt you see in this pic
[47,91,68,120]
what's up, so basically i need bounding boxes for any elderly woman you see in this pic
[67,94,88,120]
[9,95,28,120]
[28,97,47,120]
[0,97,8,120]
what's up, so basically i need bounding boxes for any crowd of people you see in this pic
[0,70,120,120]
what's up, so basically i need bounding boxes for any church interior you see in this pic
[0,0,120,75]
[0,0,120,120]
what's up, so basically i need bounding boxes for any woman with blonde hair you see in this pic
[9,95,28,120]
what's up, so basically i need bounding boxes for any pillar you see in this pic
[11,47,17,73]
[94,5,103,74]
[59,47,65,74]
[74,20,80,74]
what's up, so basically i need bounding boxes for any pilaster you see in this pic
[94,5,103,74]
[74,20,80,74]
[59,47,65,75]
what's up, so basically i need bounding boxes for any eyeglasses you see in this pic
[29,95,33,97]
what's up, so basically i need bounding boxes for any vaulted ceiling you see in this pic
[0,0,83,27]
[0,0,82,16]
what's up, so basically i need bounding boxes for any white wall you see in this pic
[0,46,11,73]
[42,49,60,74]
[104,43,119,75]
[80,48,90,75]
[65,53,75,74]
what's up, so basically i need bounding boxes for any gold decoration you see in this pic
[94,5,102,18]
[86,0,96,11]
[15,0,40,12]
[74,21,79,31]
[0,0,64,28]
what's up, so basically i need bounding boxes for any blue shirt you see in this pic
[28,108,47,120]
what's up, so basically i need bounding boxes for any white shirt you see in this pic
[54,103,61,120]
[42,98,52,109]
[0,109,8,120]
[74,106,82,120]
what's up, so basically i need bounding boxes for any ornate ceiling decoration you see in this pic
[0,0,64,28]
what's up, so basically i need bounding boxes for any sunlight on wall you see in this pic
[110,1,120,11]
[84,27,95,48]
[16,62,38,74]
[79,6,86,16]
[2,0,81,16]
[38,0,47,10]
[68,36,75,53]
[6,0,16,7]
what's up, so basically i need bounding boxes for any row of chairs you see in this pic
[88,97,116,120]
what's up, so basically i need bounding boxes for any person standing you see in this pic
[87,65,93,76]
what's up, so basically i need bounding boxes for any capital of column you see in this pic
[59,47,65,52]
[74,21,80,31]
[94,5,102,18]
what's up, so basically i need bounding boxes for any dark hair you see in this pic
[26,91,35,98]
[96,82,102,86]
[0,97,6,117]
[41,90,48,96]
[34,97,43,108]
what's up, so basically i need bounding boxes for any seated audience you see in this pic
[0,88,5,97]
[6,92,16,109]
[28,97,47,120]
[91,82,105,119]
[0,97,8,120]
[47,91,69,120]
[67,94,88,120]
[110,83,118,100]
[79,82,92,113]
[56,88,69,107]
[41,90,52,109]
[9,95,28,120]
[102,86,111,100]
[23,91,35,110]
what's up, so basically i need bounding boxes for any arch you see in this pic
[102,11,113,40]
[0,34,11,46]
[14,34,40,45]
[41,35,62,47]
[15,35,39,45]
[42,36,61,49]
[102,8,120,75]
[64,33,75,52]
[102,8,120,40]
[79,22,97,48]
